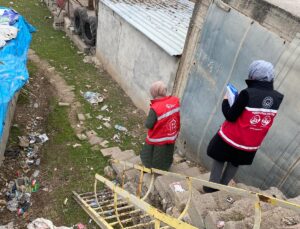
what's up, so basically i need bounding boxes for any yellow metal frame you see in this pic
[74,159,300,229]
[111,159,300,229]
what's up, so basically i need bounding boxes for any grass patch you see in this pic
[41,100,107,225]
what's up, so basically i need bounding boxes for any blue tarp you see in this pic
[0,7,35,139]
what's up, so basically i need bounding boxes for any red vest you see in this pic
[146,96,180,145]
[218,107,278,152]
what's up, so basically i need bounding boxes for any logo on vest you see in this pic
[250,115,261,125]
[261,116,272,126]
[166,104,175,109]
[262,96,273,109]
[167,118,178,135]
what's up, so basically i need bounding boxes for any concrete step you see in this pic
[100,147,122,157]
[111,150,136,176]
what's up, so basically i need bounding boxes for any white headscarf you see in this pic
[248,60,274,82]
[150,81,167,99]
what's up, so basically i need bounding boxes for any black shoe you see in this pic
[203,186,219,193]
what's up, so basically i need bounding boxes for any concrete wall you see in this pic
[96,2,180,112]
[176,0,300,197]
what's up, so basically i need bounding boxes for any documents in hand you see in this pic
[226,83,238,107]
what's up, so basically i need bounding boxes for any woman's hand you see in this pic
[224,94,228,100]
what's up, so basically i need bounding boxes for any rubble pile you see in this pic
[0,133,48,216]
[100,146,300,229]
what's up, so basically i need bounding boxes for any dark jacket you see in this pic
[207,80,284,166]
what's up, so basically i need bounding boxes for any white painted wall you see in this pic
[96,3,180,112]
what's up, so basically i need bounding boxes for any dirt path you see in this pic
[0,60,57,227]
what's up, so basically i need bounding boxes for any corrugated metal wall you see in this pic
[179,2,300,197]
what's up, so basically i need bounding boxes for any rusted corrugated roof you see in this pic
[101,0,195,56]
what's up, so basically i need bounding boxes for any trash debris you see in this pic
[64,198,68,205]
[42,187,49,192]
[226,196,234,204]
[282,217,298,226]
[100,105,108,111]
[32,170,40,178]
[83,91,103,104]
[17,201,30,215]
[35,158,41,166]
[7,198,18,212]
[115,124,128,132]
[73,143,82,148]
[217,221,225,228]
[4,148,20,158]
[112,134,121,143]
[38,133,49,143]
[96,125,102,130]
[0,222,14,229]
[31,179,40,192]
[96,115,103,120]
[33,103,39,108]
[102,117,111,122]
[103,122,112,129]
[170,182,185,193]
[75,223,87,229]
[58,102,70,107]
[27,218,72,229]
[77,113,85,121]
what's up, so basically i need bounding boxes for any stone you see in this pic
[19,136,29,148]
[101,147,122,157]
[100,140,109,148]
[86,130,97,138]
[88,136,103,146]
[262,187,286,200]
[111,150,136,175]
[188,193,218,228]
[77,113,85,121]
[111,150,135,160]
[204,198,255,229]
[0,199,6,205]
[76,133,87,141]
[155,175,180,201]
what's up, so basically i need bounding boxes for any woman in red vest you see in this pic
[140,81,180,171]
[203,60,284,193]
